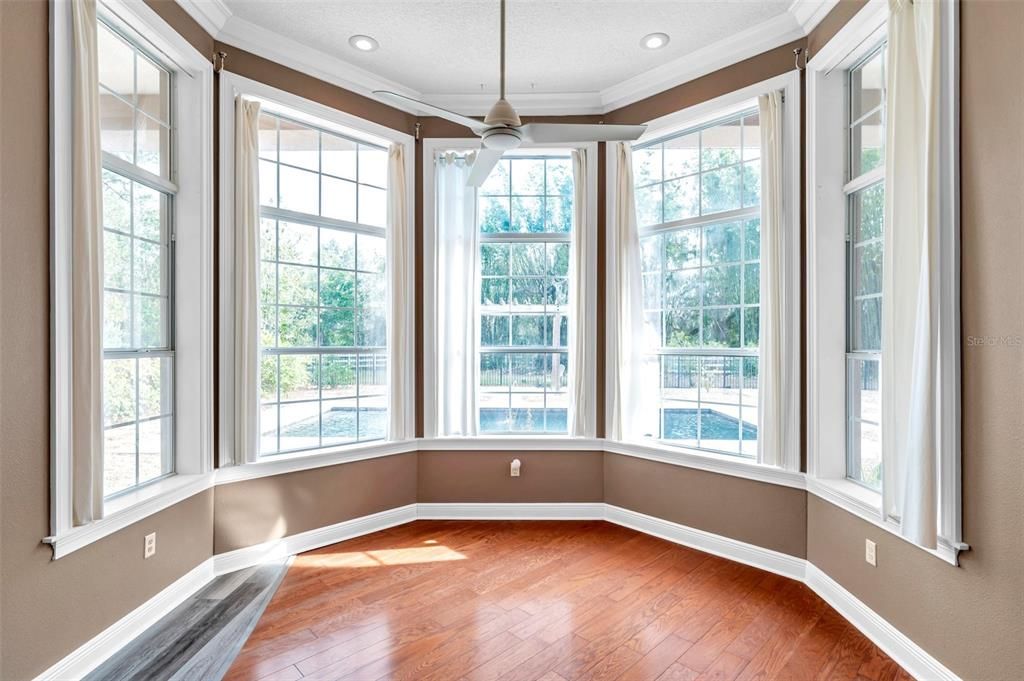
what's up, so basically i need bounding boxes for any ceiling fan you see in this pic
[374,0,647,187]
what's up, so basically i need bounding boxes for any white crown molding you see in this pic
[36,504,961,681]
[176,0,231,37]
[216,15,421,111]
[597,11,804,113]
[422,91,605,117]
[175,1,837,117]
[34,558,216,681]
[789,0,842,34]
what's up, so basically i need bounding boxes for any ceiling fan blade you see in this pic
[519,123,647,144]
[373,90,487,134]
[467,148,505,188]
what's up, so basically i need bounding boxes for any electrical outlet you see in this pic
[865,538,876,566]
[144,532,157,559]
[510,458,521,477]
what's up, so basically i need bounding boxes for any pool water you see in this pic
[279,406,756,441]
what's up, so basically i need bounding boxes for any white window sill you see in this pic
[44,473,213,560]
[215,439,420,484]
[604,439,806,489]
[419,436,605,451]
[805,476,965,566]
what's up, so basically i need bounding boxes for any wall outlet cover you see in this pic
[144,532,157,559]
[865,538,876,566]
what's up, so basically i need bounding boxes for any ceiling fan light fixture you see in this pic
[349,34,379,52]
[641,32,670,50]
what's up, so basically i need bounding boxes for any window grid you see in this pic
[258,111,388,456]
[634,108,761,229]
[634,107,761,459]
[845,43,887,490]
[477,156,573,434]
[99,20,175,498]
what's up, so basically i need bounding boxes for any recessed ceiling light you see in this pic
[349,35,379,52]
[641,32,670,50]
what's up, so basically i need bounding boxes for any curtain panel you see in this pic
[881,0,942,548]
[233,97,262,465]
[435,154,479,436]
[71,0,105,525]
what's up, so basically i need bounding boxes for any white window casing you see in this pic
[48,0,214,558]
[607,70,802,474]
[217,72,415,466]
[805,0,963,564]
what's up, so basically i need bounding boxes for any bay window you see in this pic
[633,109,763,458]
[845,45,886,489]
[478,156,573,434]
[256,111,389,454]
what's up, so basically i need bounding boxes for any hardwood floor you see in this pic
[225,521,911,681]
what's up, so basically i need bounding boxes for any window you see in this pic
[478,156,573,434]
[633,109,762,457]
[256,111,389,454]
[845,45,886,489]
[98,21,175,497]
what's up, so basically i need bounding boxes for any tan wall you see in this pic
[803,2,1024,680]
[0,2,216,679]
[604,454,807,558]
[417,450,604,503]
[214,453,417,553]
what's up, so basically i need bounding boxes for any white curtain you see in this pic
[608,143,655,441]
[757,90,785,468]
[234,97,262,465]
[71,0,104,525]
[568,148,592,437]
[881,0,941,548]
[387,144,413,440]
[435,154,478,436]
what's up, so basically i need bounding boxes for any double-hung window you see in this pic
[256,111,390,454]
[632,109,762,458]
[50,0,212,556]
[98,21,176,498]
[845,45,887,489]
[478,155,573,434]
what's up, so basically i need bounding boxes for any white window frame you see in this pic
[422,138,599,442]
[48,0,214,558]
[217,72,416,466]
[606,71,802,474]
[805,0,964,564]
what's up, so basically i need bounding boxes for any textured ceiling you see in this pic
[222,0,792,95]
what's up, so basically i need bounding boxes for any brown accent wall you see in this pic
[806,0,868,58]
[144,0,215,57]
[603,39,806,124]
[417,450,604,503]
[604,454,807,558]
[214,453,417,553]
[803,2,1024,680]
[0,2,217,679]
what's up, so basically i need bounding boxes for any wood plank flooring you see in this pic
[225,521,911,681]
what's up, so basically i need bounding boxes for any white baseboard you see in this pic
[35,558,216,681]
[212,504,418,575]
[804,564,958,681]
[416,502,605,520]
[35,502,960,681]
[603,505,807,581]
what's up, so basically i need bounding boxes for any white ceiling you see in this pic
[222,1,789,95]
[182,0,838,114]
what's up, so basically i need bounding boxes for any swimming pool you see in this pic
[277,406,756,441]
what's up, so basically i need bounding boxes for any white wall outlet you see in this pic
[144,532,157,559]
[510,458,521,477]
[865,538,877,566]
